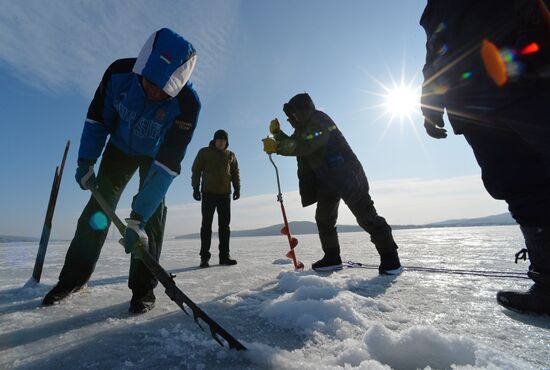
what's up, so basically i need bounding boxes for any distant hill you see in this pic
[174,212,516,239]
[3,213,514,242]
[427,212,515,227]
[0,235,71,244]
[0,235,40,243]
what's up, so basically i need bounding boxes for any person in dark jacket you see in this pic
[263,93,402,274]
[192,130,240,267]
[420,0,550,314]
[42,28,201,314]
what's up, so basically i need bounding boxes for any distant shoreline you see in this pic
[0,237,69,244]
[174,213,516,240]
[2,213,515,244]
[173,223,518,240]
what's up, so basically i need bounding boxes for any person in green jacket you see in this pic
[192,130,240,267]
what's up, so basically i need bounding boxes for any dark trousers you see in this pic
[315,178,398,257]
[449,90,550,283]
[449,91,550,227]
[200,193,231,261]
[58,144,167,294]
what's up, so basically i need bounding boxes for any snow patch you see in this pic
[258,271,388,336]
[364,324,477,369]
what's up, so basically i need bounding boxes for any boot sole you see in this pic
[312,264,343,272]
[128,305,155,315]
[379,266,404,276]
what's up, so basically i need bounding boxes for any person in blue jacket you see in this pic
[43,28,201,314]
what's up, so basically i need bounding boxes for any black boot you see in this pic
[219,255,237,266]
[42,282,84,306]
[200,259,210,268]
[371,229,402,275]
[497,226,550,315]
[313,231,342,271]
[497,283,550,315]
[129,289,155,314]
[312,254,343,271]
[379,250,403,275]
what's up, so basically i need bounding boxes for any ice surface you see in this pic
[0,226,548,369]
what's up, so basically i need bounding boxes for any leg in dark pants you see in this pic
[200,193,217,261]
[128,200,167,293]
[58,145,138,289]
[312,193,343,270]
[217,194,231,259]
[460,125,550,227]
[342,180,398,256]
[315,193,341,257]
[340,177,401,273]
[450,99,550,312]
[128,161,168,294]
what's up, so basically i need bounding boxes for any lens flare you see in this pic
[383,83,421,120]
[481,39,507,87]
[520,42,540,55]
[89,211,109,231]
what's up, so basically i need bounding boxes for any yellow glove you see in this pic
[269,119,281,134]
[262,138,277,154]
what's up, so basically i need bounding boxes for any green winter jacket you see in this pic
[274,110,365,207]
[191,141,240,195]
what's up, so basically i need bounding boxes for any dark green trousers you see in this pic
[58,144,167,294]
[315,185,398,257]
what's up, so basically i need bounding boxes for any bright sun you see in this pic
[383,83,421,121]
[358,69,423,136]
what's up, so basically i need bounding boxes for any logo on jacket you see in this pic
[155,108,166,120]
[160,52,173,64]
[134,117,162,139]
[174,119,192,130]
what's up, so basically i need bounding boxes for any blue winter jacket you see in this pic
[78,29,201,222]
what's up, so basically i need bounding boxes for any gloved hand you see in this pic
[193,188,201,201]
[269,119,281,134]
[233,189,240,200]
[124,218,148,254]
[423,111,447,139]
[262,138,277,154]
[75,159,96,190]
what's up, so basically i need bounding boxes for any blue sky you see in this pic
[0,0,507,238]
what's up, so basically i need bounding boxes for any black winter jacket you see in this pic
[421,0,550,133]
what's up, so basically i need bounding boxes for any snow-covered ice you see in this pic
[1,226,549,369]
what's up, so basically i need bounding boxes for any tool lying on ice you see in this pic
[345,261,530,279]
[268,154,304,270]
[30,140,70,283]
[88,183,246,351]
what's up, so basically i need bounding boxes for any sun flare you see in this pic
[382,83,421,121]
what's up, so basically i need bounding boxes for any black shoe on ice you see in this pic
[312,255,343,271]
[42,283,83,306]
[129,290,156,314]
[379,251,403,275]
[200,260,210,268]
[219,256,237,266]
[496,284,550,315]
